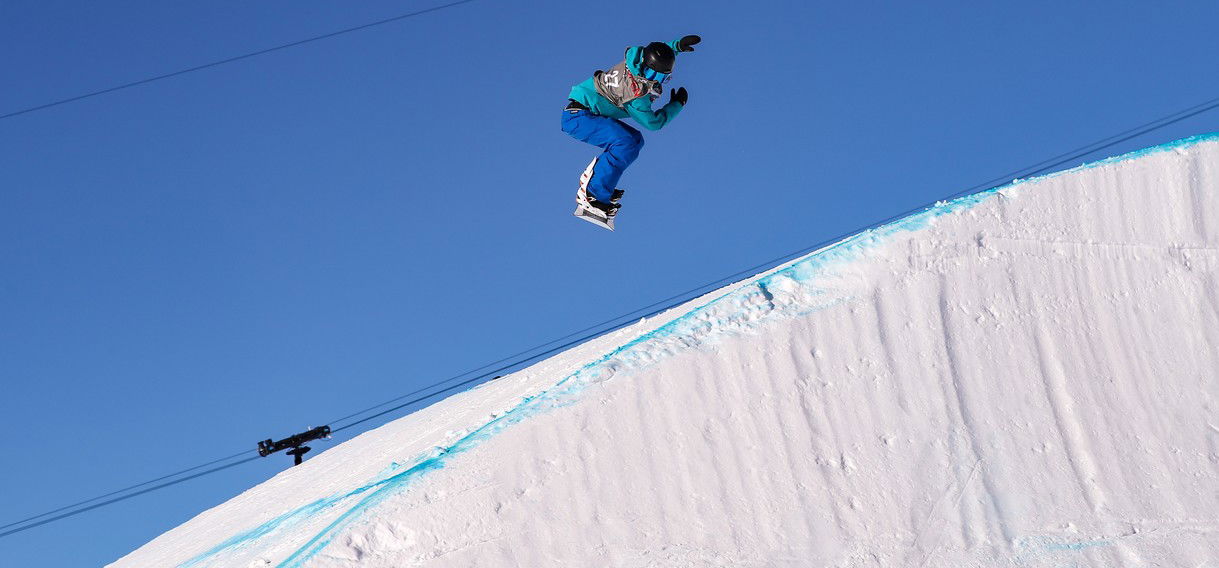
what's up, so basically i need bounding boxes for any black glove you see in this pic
[670,87,688,106]
[677,35,701,52]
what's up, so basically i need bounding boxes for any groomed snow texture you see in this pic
[115,135,1219,567]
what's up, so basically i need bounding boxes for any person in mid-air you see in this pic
[562,35,701,229]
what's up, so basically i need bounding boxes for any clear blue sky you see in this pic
[1,1,1216,565]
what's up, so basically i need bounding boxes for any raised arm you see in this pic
[669,35,701,55]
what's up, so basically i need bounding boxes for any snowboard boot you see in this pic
[586,197,620,219]
[576,185,620,219]
[574,185,620,231]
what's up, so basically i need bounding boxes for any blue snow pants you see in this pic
[561,109,644,202]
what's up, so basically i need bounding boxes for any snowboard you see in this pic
[573,157,624,231]
[574,201,616,230]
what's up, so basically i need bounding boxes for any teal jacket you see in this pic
[568,39,685,131]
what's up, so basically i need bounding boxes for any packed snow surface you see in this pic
[115,135,1219,567]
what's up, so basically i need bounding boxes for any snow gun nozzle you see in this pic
[257,425,332,465]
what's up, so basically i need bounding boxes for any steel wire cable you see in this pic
[0,456,260,538]
[0,0,480,122]
[0,449,255,533]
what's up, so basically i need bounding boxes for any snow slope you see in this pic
[114,134,1219,567]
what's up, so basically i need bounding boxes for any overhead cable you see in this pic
[0,456,259,538]
[0,449,255,534]
[0,0,480,122]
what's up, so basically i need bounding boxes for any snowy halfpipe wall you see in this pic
[115,134,1219,567]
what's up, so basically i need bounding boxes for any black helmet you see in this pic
[641,42,676,75]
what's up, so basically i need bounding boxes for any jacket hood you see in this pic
[624,46,644,76]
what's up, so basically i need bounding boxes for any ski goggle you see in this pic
[639,66,671,83]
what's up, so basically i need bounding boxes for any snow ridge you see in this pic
[118,132,1219,568]
[181,174,1002,568]
[180,179,1008,568]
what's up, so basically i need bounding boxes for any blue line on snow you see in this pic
[277,183,1004,568]
[183,132,1218,567]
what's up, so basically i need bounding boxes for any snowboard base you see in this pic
[573,204,615,230]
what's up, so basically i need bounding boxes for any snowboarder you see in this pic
[562,35,701,229]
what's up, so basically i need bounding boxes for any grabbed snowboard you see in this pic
[573,157,624,231]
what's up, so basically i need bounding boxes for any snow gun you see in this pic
[257,425,332,466]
